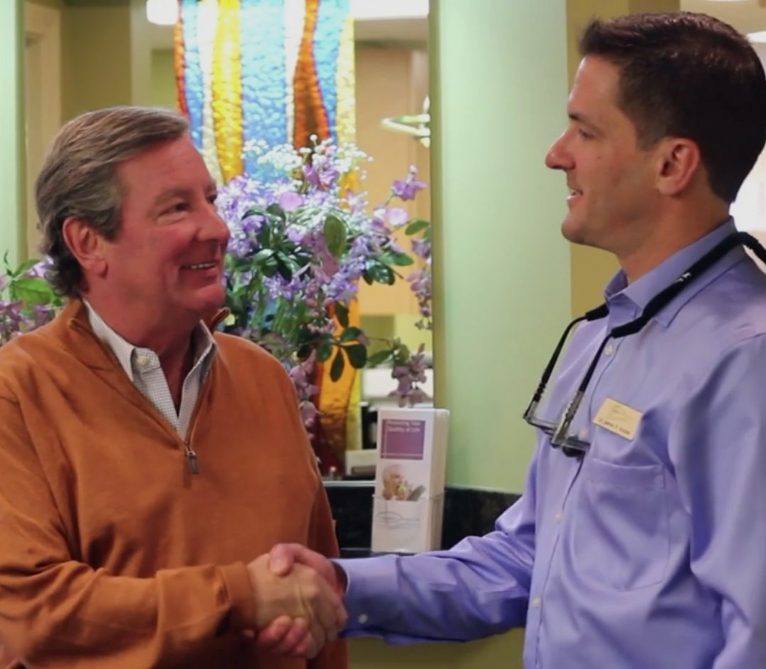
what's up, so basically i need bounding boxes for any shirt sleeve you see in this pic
[336,449,539,644]
[668,334,766,668]
[0,395,255,668]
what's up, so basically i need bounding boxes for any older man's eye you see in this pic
[162,202,189,215]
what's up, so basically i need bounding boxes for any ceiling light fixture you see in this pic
[146,0,178,26]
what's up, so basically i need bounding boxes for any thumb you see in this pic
[268,543,296,575]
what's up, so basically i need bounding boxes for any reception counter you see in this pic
[324,481,525,668]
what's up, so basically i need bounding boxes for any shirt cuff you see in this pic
[219,562,255,630]
[334,555,401,631]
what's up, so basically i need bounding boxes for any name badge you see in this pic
[593,398,642,440]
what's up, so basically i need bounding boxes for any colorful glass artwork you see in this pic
[175,0,354,183]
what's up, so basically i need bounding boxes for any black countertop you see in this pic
[324,481,519,557]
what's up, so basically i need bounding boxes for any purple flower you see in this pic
[411,237,431,260]
[388,344,431,407]
[299,400,319,430]
[0,298,56,346]
[304,154,340,190]
[345,191,367,215]
[278,191,304,212]
[392,165,427,201]
[372,207,409,233]
[289,354,319,400]
[213,140,433,434]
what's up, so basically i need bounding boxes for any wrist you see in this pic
[332,562,348,595]
[220,562,258,630]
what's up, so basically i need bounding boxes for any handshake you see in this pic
[246,544,347,658]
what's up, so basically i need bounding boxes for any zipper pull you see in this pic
[184,444,200,475]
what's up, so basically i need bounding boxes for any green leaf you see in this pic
[317,340,334,362]
[253,249,274,264]
[335,302,349,328]
[276,251,300,274]
[297,344,313,360]
[405,219,430,235]
[266,203,286,221]
[11,277,55,307]
[15,258,40,276]
[297,328,317,345]
[369,264,395,285]
[330,349,345,381]
[243,207,267,219]
[257,225,272,249]
[389,252,414,267]
[260,256,279,278]
[362,271,374,285]
[394,343,411,365]
[340,326,363,342]
[344,343,367,369]
[275,257,293,281]
[367,349,392,366]
[324,215,347,259]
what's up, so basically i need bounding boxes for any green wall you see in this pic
[351,1,569,666]
[1,0,24,265]
[432,0,571,493]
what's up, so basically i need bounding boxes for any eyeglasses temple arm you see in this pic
[523,305,608,421]
[550,333,613,445]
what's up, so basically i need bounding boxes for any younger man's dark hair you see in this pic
[581,12,766,202]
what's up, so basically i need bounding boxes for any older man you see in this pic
[261,12,766,668]
[0,107,346,667]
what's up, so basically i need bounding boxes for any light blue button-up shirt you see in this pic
[339,220,766,668]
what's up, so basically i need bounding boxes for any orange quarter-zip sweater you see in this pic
[0,300,346,669]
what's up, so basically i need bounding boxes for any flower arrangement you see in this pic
[0,255,59,346]
[217,138,432,435]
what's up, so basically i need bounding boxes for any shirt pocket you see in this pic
[572,456,670,591]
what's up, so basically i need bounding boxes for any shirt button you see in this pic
[578,428,588,440]
[357,613,369,624]
[604,343,615,356]
[554,511,563,522]
[530,596,542,608]
[136,355,150,368]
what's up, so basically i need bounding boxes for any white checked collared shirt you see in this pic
[84,301,217,439]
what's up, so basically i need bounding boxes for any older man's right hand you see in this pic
[254,544,348,657]
[246,553,346,657]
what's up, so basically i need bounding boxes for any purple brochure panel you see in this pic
[380,419,426,461]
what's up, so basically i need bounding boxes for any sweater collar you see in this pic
[57,299,227,372]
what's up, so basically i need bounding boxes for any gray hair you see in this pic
[36,106,189,296]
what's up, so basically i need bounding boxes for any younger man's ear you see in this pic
[61,218,108,277]
[654,137,701,197]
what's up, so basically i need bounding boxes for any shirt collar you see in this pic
[83,300,217,381]
[603,218,744,328]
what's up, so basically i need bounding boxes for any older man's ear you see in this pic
[61,217,108,280]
